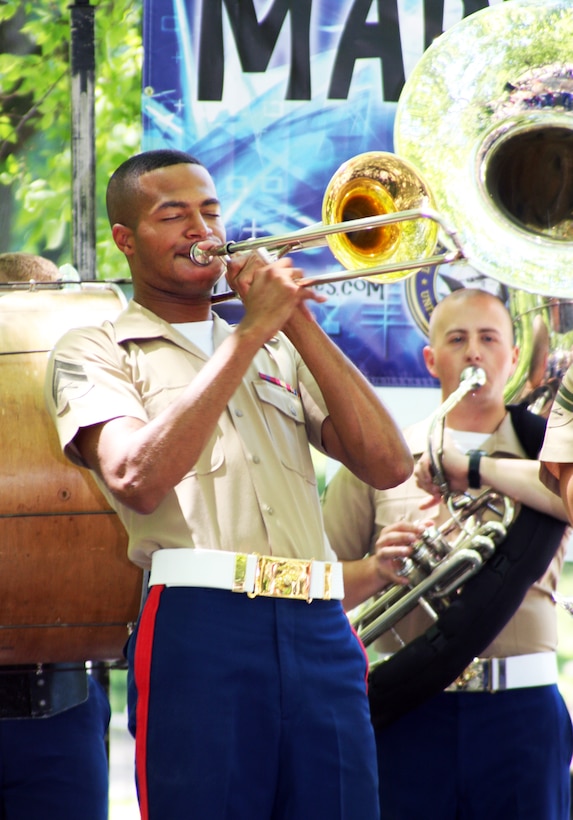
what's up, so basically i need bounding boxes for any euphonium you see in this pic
[351,366,516,648]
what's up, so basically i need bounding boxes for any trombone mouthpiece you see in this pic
[189,243,215,266]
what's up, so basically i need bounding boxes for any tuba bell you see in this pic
[394,0,573,298]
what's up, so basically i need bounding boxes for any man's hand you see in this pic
[226,250,326,336]
[415,436,472,508]
[372,519,432,586]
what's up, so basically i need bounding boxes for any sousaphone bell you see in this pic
[395,0,573,298]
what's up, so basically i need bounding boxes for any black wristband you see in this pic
[467,449,487,490]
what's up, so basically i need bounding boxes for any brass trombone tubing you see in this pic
[194,211,416,264]
[211,247,462,304]
[299,249,461,288]
[208,208,465,304]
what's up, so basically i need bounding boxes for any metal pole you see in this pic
[70,1,96,279]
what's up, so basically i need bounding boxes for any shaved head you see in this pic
[0,253,60,283]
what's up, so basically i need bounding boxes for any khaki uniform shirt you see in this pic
[323,412,565,657]
[45,301,337,569]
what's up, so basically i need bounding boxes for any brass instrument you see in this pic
[394,0,573,298]
[204,2,573,304]
[351,366,515,648]
[195,152,464,303]
[355,2,573,720]
[505,290,573,414]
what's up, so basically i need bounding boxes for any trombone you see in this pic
[192,152,465,303]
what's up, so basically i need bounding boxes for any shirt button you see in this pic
[263,505,274,515]
[252,455,260,464]
[235,409,243,417]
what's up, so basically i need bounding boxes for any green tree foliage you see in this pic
[0,0,142,279]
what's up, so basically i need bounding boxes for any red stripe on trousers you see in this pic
[350,623,370,692]
[134,584,163,820]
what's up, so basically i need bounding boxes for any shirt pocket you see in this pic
[185,434,225,477]
[254,380,316,484]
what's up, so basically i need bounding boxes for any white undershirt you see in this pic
[172,319,214,356]
[446,428,489,455]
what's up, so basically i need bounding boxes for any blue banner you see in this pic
[142,0,497,386]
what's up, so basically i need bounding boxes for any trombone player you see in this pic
[44,148,414,820]
[323,287,572,820]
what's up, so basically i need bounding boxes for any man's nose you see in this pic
[465,340,482,361]
[185,213,212,239]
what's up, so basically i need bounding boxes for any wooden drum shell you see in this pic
[0,284,142,664]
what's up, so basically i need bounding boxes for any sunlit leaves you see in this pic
[0,0,142,279]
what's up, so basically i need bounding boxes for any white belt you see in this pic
[444,652,558,693]
[149,548,344,602]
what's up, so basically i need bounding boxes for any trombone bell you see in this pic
[323,177,400,267]
[322,152,439,282]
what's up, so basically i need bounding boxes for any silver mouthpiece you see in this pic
[459,366,486,390]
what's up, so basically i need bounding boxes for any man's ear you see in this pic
[112,223,134,256]
[509,343,520,376]
[422,344,438,378]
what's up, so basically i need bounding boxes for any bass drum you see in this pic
[0,282,143,664]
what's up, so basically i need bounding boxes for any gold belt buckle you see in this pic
[233,553,333,602]
[237,554,312,601]
[449,659,486,692]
